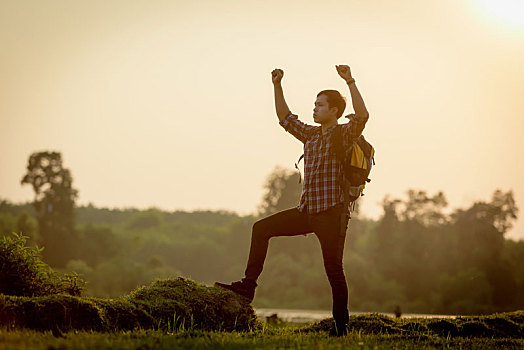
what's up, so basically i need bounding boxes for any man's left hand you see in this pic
[336,65,353,82]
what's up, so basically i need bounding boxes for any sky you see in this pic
[1,0,523,240]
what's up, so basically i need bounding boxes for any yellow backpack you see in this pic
[332,125,375,205]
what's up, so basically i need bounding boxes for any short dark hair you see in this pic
[317,90,346,119]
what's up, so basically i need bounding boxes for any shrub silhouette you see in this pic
[0,233,85,296]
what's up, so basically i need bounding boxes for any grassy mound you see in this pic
[126,279,257,331]
[0,277,260,333]
[302,311,524,338]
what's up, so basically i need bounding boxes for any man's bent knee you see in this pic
[252,220,272,240]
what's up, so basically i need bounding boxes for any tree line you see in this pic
[0,151,522,315]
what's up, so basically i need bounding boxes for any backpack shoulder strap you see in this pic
[333,125,351,218]
[295,154,304,184]
[332,124,345,162]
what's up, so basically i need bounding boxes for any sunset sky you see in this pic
[1,0,523,240]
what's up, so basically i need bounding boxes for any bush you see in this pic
[0,233,85,297]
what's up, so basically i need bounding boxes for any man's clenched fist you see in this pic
[336,65,353,82]
[272,69,284,84]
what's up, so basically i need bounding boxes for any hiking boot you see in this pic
[214,280,256,303]
[329,321,348,337]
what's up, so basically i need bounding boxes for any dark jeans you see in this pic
[244,203,350,324]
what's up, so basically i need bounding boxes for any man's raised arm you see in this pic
[336,64,369,141]
[272,68,316,144]
[272,69,291,122]
[336,65,369,119]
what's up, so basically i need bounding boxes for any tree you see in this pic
[21,151,78,267]
[489,189,518,234]
[399,190,449,226]
[257,166,302,217]
[451,189,519,308]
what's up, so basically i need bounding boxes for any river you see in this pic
[255,308,457,323]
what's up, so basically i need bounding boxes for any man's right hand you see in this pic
[271,69,284,84]
[272,68,291,122]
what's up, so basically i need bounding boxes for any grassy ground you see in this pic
[3,236,521,348]
[0,262,522,349]
[1,326,523,350]
[1,311,523,350]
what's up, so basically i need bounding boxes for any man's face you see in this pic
[313,94,337,124]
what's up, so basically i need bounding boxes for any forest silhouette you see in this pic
[0,151,522,315]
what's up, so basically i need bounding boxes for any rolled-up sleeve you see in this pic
[279,113,317,144]
[341,113,369,144]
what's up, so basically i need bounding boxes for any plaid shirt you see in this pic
[280,112,369,214]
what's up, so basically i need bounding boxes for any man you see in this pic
[216,65,370,336]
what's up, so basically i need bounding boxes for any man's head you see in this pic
[313,90,346,125]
